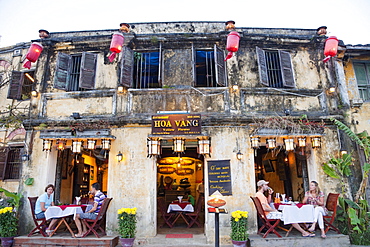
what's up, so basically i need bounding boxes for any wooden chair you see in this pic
[27,197,48,237]
[324,193,341,234]
[250,196,282,238]
[157,197,174,228]
[82,197,112,238]
[184,196,203,228]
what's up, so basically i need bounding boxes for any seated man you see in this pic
[256,180,314,237]
[74,182,107,238]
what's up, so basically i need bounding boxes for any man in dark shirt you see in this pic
[74,182,106,237]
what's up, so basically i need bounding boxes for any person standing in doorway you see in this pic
[255,180,315,237]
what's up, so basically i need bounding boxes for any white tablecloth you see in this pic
[45,206,84,220]
[167,203,194,213]
[282,205,314,225]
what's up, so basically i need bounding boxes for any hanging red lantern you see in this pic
[224,31,240,61]
[23,42,43,69]
[108,32,124,62]
[323,36,339,63]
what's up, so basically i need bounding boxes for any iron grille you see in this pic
[69,55,83,91]
[133,52,160,89]
[265,51,283,88]
[4,147,22,179]
[195,50,217,87]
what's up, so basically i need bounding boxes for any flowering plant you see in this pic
[230,210,248,241]
[0,207,18,237]
[117,207,137,238]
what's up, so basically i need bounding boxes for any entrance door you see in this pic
[254,147,308,201]
[157,147,205,233]
[54,148,109,204]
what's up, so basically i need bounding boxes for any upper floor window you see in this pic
[54,52,97,91]
[193,45,227,87]
[256,47,295,88]
[353,62,370,101]
[7,70,35,100]
[0,146,23,180]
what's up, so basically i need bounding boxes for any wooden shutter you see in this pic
[7,71,23,99]
[79,52,97,89]
[0,147,9,180]
[279,50,295,88]
[214,44,227,86]
[256,47,269,86]
[191,44,197,86]
[54,52,71,90]
[120,46,134,88]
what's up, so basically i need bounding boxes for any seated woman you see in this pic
[74,182,106,238]
[302,181,328,238]
[34,184,59,235]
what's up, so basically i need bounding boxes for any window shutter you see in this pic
[353,63,368,85]
[279,50,295,88]
[120,46,134,88]
[191,44,197,86]
[0,147,9,180]
[256,47,269,86]
[54,52,71,90]
[79,52,97,89]
[7,71,23,99]
[214,44,227,86]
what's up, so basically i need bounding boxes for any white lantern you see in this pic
[87,139,96,150]
[250,137,260,149]
[147,139,161,157]
[72,140,82,153]
[173,138,185,153]
[101,139,111,150]
[284,138,295,151]
[266,138,276,149]
[198,139,210,156]
[311,137,321,148]
[297,137,306,147]
[43,140,52,151]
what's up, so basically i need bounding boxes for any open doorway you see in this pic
[254,147,309,202]
[157,147,205,234]
[54,148,109,204]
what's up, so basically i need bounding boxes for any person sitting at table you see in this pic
[302,181,328,238]
[74,182,106,238]
[34,184,59,236]
[256,180,315,237]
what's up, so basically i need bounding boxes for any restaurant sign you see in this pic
[208,160,232,196]
[151,114,201,135]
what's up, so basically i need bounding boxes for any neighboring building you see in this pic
[0,21,366,242]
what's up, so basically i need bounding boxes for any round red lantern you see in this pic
[108,32,124,62]
[224,31,240,61]
[323,36,339,63]
[23,42,43,69]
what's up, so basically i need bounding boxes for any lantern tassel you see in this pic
[224,52,234,61]
[323,55,331,63]
[23,60,31,69]
[108,52,117,62]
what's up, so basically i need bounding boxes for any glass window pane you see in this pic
[354,63,368,85]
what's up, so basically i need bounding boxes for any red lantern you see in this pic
[23,42,43,69]
[224,31,240,61]
[323,36,339,63]
[108,32,124,62]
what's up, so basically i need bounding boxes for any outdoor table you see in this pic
[275,204,315,225]
[274,203,305,211]
[45,205,87,237]
[167,201,194,226]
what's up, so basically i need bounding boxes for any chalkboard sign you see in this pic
[208,160,232,196]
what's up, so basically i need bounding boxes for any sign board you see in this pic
[151,114,201,135]
[208,160,232,196]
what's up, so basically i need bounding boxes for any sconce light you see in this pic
[31,90,38,97]
[198,138,211,157]
[87,139,96,150]
[284,138,295,151]
[72,140,83,153]
[232,84,239,92]
[236,150,243,160]
[22,153,29,161]
[43,139,52,152]
[117,84,125,94]
[147,138,161,157]
[297,137,306,147]
[266,138,276,149]
[101,139,111,150]
[173,138,185,153]
[340,150,348,156]
[116,151,123,162]
[250,137,260,149]
[328,85,336,94]
[311,137,322,148]
[56,139,66,151]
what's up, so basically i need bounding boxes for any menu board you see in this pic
[207,160,232,196]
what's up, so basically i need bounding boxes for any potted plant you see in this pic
[0,207,18,247]
[230,210,249,247]
[117,207,137,247]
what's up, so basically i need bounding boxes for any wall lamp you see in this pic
[22,154,29,161]
[328,84,336,94]
[236,150,243,160]
[72,140,83,153]
[297,137,306,147]
[198,138,211,157]
[284,138,295,151]
[116,151,123,162]
[87,139,96,150]
[117,84,126,94]
[147,138,161,157]
[56,139,66,151]
[311,137,322,148]
[173,138,185,153]
[101,139,111,150]
[31,90,38,97]
[266,138,276,149]
[232,84,239,92]
[43,139,52,152]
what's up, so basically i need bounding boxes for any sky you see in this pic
[0,0,369,48]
